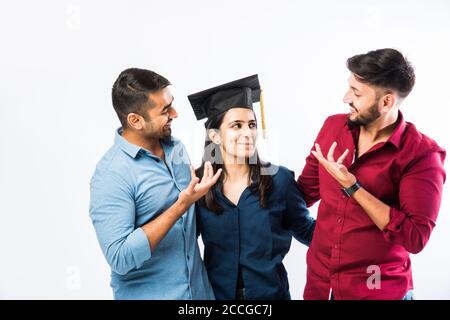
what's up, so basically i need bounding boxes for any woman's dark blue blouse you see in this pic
[196,165,315,300]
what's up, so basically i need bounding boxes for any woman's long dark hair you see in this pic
[195,110,273,213]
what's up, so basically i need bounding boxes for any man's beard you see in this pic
[160,121,172,139]
[348,101,381,127]
[143,120,172,140]
[161,127,172,140]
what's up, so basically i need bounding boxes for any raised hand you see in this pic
[178,161,222,207]
[311,141,356,188]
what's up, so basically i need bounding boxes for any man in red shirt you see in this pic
[298,48,446,300]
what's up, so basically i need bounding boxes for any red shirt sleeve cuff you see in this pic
[382,207,407,240]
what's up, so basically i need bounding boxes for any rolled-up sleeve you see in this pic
[383,149,446,254]
[89,171,151,275]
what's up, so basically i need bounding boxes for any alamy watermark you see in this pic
[366,265,381,290]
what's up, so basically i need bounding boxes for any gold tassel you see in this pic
[259,89,267,139]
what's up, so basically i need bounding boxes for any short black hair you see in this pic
[347,48,415,98]
[111,68,171,128]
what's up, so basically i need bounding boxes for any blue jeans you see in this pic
[402,290,415,300]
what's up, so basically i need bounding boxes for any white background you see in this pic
[0,0,449,299]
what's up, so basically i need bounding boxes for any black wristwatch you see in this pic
[341,181,361,198]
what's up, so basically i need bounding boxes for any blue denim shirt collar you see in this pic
[114,128,142,159]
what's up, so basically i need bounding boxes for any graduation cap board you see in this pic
[188,74,267,139]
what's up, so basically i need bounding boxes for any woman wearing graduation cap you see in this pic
[188,75,315,300]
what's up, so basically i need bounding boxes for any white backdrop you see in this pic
[0,0,449,299]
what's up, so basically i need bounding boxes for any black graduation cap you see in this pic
[188,74,267,138]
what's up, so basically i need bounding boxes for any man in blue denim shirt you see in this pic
[89,68,221,299]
